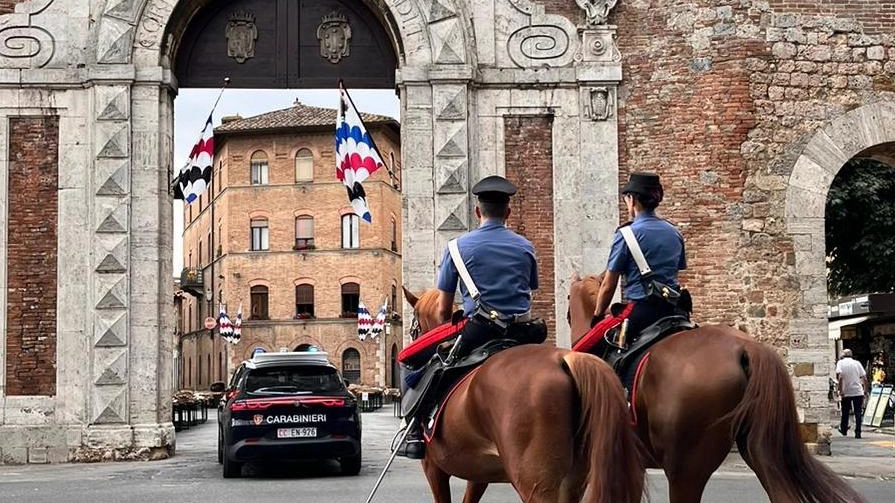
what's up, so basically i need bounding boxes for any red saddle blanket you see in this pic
[397,319,468,368]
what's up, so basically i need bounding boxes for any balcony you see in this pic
[179,267,204,297]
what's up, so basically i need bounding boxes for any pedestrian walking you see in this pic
[836,349,868,439]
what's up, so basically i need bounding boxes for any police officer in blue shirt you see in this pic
[397,175,546,459]
[435,175,540,343]
[590,172,687,343]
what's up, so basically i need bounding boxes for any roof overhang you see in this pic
[828,315,876,340]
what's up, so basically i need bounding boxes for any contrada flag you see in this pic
[335,82,385,223]
[357,301,373,341]
[178,113,214,204]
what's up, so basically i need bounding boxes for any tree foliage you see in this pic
[825,158,895,296]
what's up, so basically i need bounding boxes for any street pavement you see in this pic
[0,408,892,502]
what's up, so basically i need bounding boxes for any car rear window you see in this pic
[244,366,344,396]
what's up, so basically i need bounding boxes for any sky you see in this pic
[173,88,400,273]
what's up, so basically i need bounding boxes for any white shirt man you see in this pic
[835,349,868,438]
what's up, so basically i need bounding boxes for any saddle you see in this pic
[401,338,520,420]
[601,315,694,390]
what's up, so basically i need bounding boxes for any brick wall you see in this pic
[6,116,59,396]
[504,115,556,343]
[613,0,895,356]
[0,0,23,15]
[614,2,761,336]
[768,1,895,35]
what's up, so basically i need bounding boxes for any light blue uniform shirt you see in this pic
[437,220,538,317]
[607,211,686,301]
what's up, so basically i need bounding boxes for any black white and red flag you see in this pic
[176,113,214,204]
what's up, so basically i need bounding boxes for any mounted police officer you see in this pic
[397,175,546,459]
[579,172,688,353]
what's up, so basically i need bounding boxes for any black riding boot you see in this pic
[396,419,425,459]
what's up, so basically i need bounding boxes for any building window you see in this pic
[198,356,203,387]
[198,240,203,268]
[295,216,314,250]
[295,284,314,319]
[341,214,359,249]
[207,354,211,385]
[250,151,269,185]
[250,218,269,251]
[188,250,192,268]
[342,348,361,384]
[218,353,223,382]
[390,218,397,252]
[391,284,397,313]
[250,285,269,320]
[295,148,313,182]
[187,357,191,388]
[188,304,192,332]
[207,229,212,262]
[341,282,360,317]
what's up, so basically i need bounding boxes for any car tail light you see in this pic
[224,390,239,402]
[298,397,345,407]
[230,400,272,412]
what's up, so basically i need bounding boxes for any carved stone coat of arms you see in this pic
[317,11,352,64]
[226,10,258,64]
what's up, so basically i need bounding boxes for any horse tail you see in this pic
[562,352,644,503]
[731,342,868,503]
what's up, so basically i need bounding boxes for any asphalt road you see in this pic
[0,409,890,503]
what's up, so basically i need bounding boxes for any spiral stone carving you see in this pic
[0,26,55,68]
[507,24,570,67]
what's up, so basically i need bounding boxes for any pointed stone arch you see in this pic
[785,101,895,425]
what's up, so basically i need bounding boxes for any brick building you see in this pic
[178,103,403,390]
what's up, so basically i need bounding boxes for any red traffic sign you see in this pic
[204,317,217,330]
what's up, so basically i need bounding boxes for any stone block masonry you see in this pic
[504,116,556,343]
[6,116,59,396]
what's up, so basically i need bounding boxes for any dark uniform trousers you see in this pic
[623,297,680,340]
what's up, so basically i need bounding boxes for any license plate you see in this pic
[277,427,317,438]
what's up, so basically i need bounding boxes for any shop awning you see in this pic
[828,315,875,340]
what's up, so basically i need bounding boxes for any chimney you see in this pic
[221,114,242,124]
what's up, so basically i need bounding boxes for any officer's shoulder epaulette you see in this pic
[615,221,633,231]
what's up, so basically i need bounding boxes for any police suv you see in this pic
[215,352,362,478]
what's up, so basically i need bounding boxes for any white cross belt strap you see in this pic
[619,226,652,276]
[448,238,481,301]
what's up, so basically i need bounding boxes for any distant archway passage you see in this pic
[172,0,398,89]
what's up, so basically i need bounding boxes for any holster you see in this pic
[470,302,509,333]
[643,277,681,307]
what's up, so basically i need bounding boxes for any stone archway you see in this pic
[1,0,624,462]
[785,101,895,428]
[83,0,478,458]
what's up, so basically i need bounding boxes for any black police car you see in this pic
[215,352,362,478]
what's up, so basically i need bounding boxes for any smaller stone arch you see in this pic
[784,101,895,425]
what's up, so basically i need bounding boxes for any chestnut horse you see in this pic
[566,273,867,503]
[402,288,644,503]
